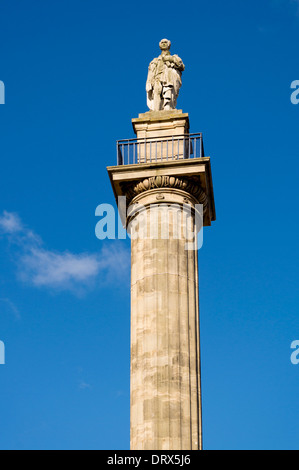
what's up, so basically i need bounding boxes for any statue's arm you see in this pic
[146,77,153,92]
[172,55,185,71]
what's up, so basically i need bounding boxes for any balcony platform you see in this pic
[108,110,216,227]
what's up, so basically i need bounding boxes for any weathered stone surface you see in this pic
[132,109,189,141]
[107,111,216,451]
[146,39,185,111]
[131,110,190,162]
[129,188,202,450]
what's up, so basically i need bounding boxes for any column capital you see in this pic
[107,158,216,227]
[121,175,208,211]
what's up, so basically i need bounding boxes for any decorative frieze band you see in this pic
[121,175,208,212]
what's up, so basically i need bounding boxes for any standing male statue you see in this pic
[146,39,185,111]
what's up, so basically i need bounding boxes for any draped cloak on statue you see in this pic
[146,53,184,111]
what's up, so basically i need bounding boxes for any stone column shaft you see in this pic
[129,188,202,450]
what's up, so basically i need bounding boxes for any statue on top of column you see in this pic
[146,39,185,112]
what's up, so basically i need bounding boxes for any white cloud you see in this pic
[19,248,101,289]
[0,211,130,293]
[0,211,23,234]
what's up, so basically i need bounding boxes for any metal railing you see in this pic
[116,133,205,165]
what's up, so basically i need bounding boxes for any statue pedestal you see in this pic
[132,109,189,138]
[131,110,190,163]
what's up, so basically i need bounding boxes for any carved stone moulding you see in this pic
[121,175,209,213]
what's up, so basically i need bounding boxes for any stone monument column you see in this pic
[128,184,204,450]
[107,40,216,450]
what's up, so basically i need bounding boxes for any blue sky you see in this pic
[0,0,298,450]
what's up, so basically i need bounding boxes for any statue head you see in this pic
[159,38,171,51]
